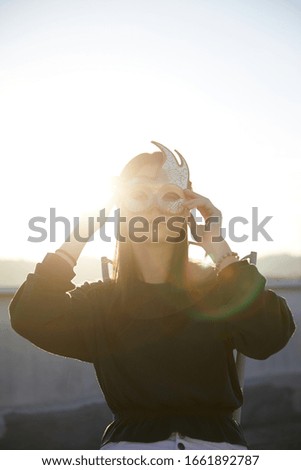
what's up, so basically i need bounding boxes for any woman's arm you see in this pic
[9,252,105,362]
[214,260,296,360]
[55,202,113,268]
[8,203,114,361]
[9,199,114,360]
[183,189,295,358]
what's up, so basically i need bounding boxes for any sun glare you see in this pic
[0,0,300,262]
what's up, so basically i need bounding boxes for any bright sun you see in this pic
[1,0,300,261]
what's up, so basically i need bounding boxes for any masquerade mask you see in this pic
[151,141,190,190]
[121,182,186,215]
[115,141,191,215]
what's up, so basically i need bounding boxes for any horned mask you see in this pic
[151,141,190,190]
[114,142,191,215]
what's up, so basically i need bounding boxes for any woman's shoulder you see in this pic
[186,259,217,289]
[187,259,215,278]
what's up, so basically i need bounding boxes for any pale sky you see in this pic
[0,0,300,262]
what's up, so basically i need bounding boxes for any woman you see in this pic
[9,141,295,450]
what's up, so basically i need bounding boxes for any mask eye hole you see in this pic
[123,186,152,213]
[162,191,181,202]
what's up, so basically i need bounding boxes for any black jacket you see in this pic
[9,253,296,448]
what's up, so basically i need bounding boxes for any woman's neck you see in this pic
[131,242,175,284]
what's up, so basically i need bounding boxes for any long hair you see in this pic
[110,151,216,304]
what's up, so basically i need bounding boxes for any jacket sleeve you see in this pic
[9,253,106,362]
[209,260,296,360]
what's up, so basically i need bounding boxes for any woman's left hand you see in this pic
[182,188,224,251]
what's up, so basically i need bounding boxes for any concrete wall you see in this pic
[0,291,101,414]
[1,280,300,416]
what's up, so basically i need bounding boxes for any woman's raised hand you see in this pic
[182,188,224,251]
[182,189,240,271]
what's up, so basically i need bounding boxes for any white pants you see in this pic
[100,432,247,450]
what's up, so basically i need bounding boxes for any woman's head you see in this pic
[118,141,191,191]
[115,142,192,242]
[112,143,192,287]
[109,142,216,305]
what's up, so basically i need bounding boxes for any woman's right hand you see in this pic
[56,197,115,266]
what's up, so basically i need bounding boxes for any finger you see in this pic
[187,212,205,241]
[183,191,214,208]
[184,188,211,199]
[184,189,209,200]
[182,196,210,207]
[183,199,217,212]
[183,190,222,219]
[183,199,208,208]
[183,194,220,209]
